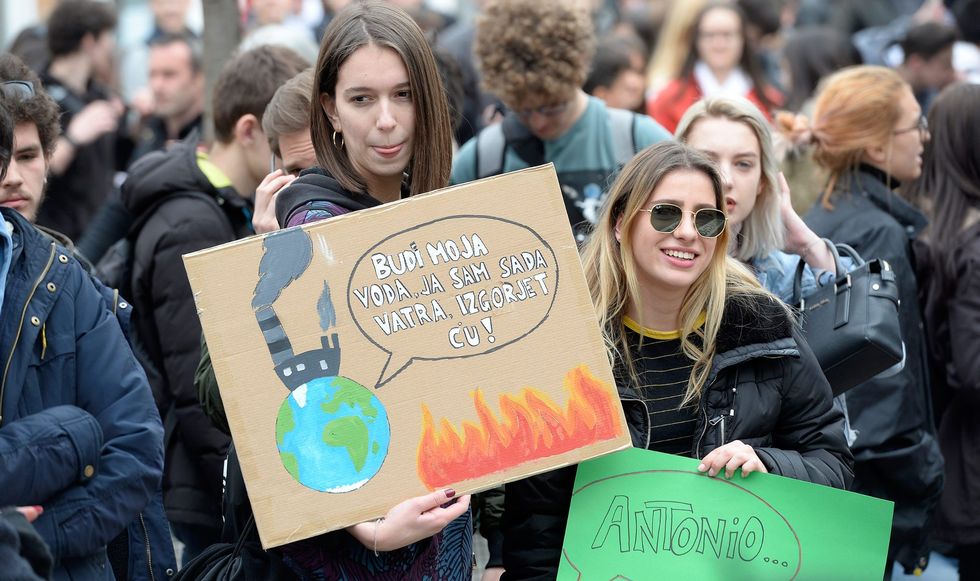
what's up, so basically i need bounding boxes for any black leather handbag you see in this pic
[791,243,904,396]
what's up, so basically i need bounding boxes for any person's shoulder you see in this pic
[717,290,795,352]
[630,111,671,145]
[450,134,480,185]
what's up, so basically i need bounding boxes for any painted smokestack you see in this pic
[256,305,294,366]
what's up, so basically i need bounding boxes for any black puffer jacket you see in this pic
[805,167,944,572]
[501,292,853,580]
[121,137,252,529]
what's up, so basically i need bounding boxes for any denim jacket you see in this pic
[749,245,854,304]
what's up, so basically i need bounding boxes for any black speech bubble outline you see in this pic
[561,470,803,581]
[346,214,560,388]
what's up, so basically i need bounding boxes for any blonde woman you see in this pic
[675,96,840,302]
[501,141,852,578]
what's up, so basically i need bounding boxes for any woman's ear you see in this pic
[863,141,889,168]
[320,93,340,132]
[614,215,624,243]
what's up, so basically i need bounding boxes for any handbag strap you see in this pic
[833,243,866,267]
[791,239,842,306]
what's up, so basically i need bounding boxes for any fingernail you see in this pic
[697,464,706,472]
[33,506,43,514]
[444,488,456,498]
[440,498,458,509]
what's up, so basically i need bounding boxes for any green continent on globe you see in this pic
[321,377,379,419]
[276,401,296,446]
[323,415,370,472]
[280,451,300,481]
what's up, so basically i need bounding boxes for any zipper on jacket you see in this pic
[709,415,726,447]
[0,242,56,426]
[139,512,155,581]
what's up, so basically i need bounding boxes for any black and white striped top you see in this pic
[621,316,701,456]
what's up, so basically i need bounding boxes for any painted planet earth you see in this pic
[275,375,390,493]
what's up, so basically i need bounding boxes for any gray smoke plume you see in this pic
[317,281,336,331]
[252,228,314,310]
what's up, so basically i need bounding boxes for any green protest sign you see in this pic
[559,448,893,581]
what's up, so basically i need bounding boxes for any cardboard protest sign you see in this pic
[183,164,630,548]
[559,448,893,581]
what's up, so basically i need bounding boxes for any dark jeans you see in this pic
[171,522,221,568]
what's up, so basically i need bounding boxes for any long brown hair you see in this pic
[310,0,452,197]
[908,83,980,339]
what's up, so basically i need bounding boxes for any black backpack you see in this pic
[94,191,222,395]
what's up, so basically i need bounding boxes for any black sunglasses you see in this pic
[640,203,727,238]
[0,80,35,101]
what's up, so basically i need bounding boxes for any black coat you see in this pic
[121,138,252,528]
[804,167,944,569]
[925,219,980,546]
[501,292,853,580]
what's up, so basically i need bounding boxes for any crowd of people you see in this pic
[0,0,978,579]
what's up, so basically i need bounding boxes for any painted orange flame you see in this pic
[417,365,623,488]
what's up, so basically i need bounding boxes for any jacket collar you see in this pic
[852,167,928,239]
[706,293,799,386]
[0,208,70,425]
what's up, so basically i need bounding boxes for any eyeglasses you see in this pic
[0,80,35,100]
[640,203,727,238]
[512,100,572,119]
[893,114,928,140]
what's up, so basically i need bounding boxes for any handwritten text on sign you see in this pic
[346,215,559,387]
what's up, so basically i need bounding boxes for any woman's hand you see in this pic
[698,440,769,479]
[777,172,837,273]
[15,506,43,523]
[346,488,471,553]
[253,169,296,234]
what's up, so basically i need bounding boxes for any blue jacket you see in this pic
[0,208,169,581]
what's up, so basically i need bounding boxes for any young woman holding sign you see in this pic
[501,141,852,578]
[215,3,472,579]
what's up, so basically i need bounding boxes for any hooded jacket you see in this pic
[121,137,252,530]
[501,291,853,580]
[0,207,164,581]
[805,167,944,572]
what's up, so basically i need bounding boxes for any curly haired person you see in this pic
[450,0,670,241]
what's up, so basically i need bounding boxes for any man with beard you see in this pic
[0,55,175,581]
[129,33,204,165]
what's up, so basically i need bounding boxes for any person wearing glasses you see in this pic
[645,2,782,134]
[449,0,669,242]
[501,141,852,579]
[800,65,943,577]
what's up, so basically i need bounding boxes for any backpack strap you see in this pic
[476,122,506,180]
[607,107,638,165]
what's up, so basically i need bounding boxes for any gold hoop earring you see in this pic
[332,130,344,149]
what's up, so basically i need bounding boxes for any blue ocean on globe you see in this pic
[275,375,390,493]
